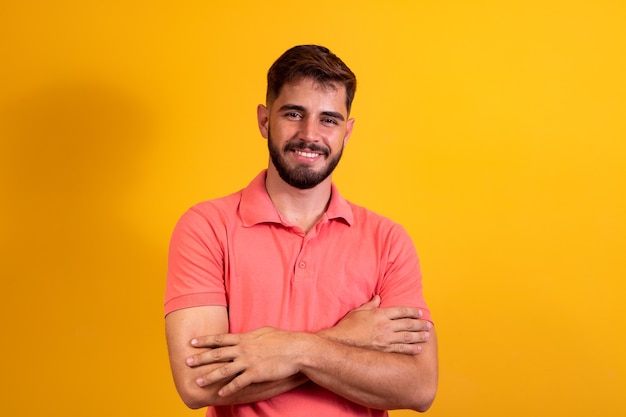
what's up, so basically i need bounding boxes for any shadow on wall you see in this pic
[2,80,151,206]
[0,79,170,414]
[0,79,154,284]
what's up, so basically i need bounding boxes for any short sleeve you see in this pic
[376,223,432,322]
[164,206,228,316]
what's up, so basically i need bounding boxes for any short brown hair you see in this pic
[266,45,357,114]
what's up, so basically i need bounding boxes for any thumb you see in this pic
[357,294,381,311]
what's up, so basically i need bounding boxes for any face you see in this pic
[258,78,355,190]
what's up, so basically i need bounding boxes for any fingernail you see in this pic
[191,338,198,346]
[426,321,433,330]
[186,357,194,366]
[424,332,430,340]
[196,377,204,386]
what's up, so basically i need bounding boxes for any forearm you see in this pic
[178,370,308,409]
[300,329,438,411]
[167,307,308,409]
[186,304,438,411]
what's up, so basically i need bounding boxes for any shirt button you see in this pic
[298,261,306,269]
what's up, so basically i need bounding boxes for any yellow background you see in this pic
[1,1,624,416]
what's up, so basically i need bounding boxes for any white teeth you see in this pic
[295,150,319,158]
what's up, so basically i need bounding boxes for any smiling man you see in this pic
[264,79,350,191]
[165,45,438,417]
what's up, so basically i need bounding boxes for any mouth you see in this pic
[294,149,322,159]
[286,141,329,159]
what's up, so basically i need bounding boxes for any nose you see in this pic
[300,116,318,142]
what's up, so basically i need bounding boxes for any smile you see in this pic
[294,150,321,159]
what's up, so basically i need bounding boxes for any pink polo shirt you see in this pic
[165,170,431,417]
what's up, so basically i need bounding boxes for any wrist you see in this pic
[316,327,336,340]
[295,332,328,371]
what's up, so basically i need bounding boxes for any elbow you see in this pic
[413,384,437,413]
[414,395,436,413]
[408,391,436,413]
[184,400,204,410]
[181,393,207,410]
[178,388,208,410]
[175,380,219,410]
[408,379,438,413]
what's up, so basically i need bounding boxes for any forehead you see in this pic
[272,78,347,113]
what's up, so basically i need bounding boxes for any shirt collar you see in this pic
[239,170,353,227]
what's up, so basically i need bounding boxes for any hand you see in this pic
[319,295,432,354]
[186,327,304,397]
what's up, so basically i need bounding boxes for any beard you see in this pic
[267,128,344,190]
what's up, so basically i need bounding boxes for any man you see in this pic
[165,45,438,416]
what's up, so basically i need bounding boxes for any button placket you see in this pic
[294,237,314,282]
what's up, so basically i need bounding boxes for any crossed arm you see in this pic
[165,296,438,411]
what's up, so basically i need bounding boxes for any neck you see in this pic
[265,166,332,233]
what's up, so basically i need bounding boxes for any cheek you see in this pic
[333,131,349,148]
[270,121,296,139]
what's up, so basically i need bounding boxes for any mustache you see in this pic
[283,140,330,156]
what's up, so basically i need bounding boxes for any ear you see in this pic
[257,104,269,139]
[343,117,355,146]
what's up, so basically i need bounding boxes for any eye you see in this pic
[284,112,302,119]
[321,117,338,126]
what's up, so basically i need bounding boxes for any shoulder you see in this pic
[172,190,243,237]
[346,200,402,230]
[344,200,416,247]
[178,170,270,227]
[186,191,241,219]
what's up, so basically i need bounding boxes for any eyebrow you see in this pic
[278,104,345,122]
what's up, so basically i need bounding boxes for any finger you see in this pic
[390,318,433,333]
[186,346,237,367]
[401,329,431,344]
[388,342,423,355]
[355,295,381,311]
[196,362,246,387]
[218,372,254,396]
[382,328,431,346]
[384,305,424,320]
[191,333,240,348]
